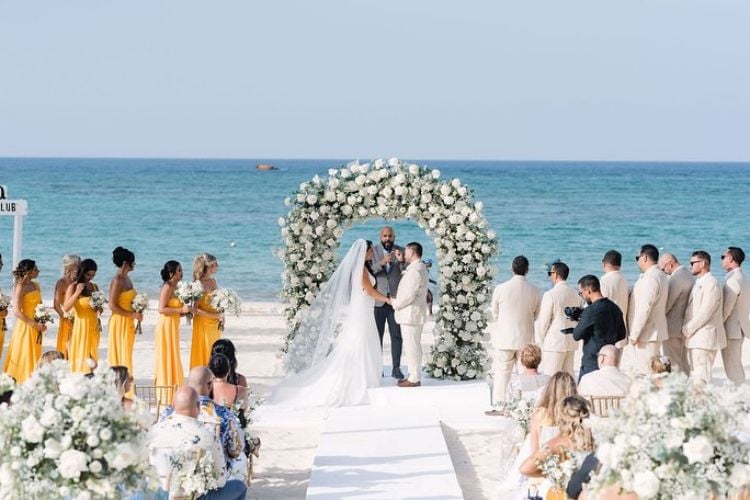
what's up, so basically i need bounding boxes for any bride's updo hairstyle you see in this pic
[112,247,135,269]
[558,395,594,452]
[12,259,36,283]
[536,371,577,426]
[193,253,217,281]
[160,260,181,283]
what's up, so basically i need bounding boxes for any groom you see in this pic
[391,242,430,387]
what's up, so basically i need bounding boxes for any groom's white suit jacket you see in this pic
[391,260,429,326]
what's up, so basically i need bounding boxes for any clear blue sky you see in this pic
[1,0,748,161]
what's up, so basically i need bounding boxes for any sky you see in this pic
[0,0,748,161]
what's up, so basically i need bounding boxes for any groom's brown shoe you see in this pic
[397,379,421,388]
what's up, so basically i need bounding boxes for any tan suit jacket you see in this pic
[627,265,669,343]
[490,275,541,350]
[723,267,750,340]
[683,273,726,350]
[600,270,629,321]
[391,260,429,326]
[535,281,581,352]
[665,265,695,338]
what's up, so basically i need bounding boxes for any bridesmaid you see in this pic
[189,253,223,369]
[53,254,80,359]
[3,260,46,383]
[107,247,142,382]
[64,259,102,373]
[154,260,190,405]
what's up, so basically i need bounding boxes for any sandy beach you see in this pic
[2,300,748,500]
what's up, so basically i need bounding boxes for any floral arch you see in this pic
[277,158,499,380]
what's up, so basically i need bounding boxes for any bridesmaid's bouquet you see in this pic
[175,281,203,325]
[131,292,149,335]
[33,304,55,344]
[90,290,108,333]
[210,288,242,331]
[0,290,10,333]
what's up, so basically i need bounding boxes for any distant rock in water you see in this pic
[256,163,277,171]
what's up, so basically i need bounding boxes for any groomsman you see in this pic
[658,253,694,374]
[371,226,405,379]
[682,250,726,384]
[627,244,669,374]
[535,261,581,377]
[391,242,430,387]
[600,250,629,321]
[487,256,541,406]
[721,246,750,385]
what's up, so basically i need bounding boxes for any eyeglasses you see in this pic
[577,291,584,297]
[547,271,556,276]
[634,255,641,262]
[721,255,727,260]
[689,260,702,266]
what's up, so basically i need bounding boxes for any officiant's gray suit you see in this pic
[371,243,405,375]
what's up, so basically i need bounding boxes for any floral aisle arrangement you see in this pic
[131,292,149,334]
[175,281,203,325]
[494,394,536,436]
[0,290,10,333]
[210,288,242,331]
[277,158,498,380]
[89,290,108,333]
[0,361,153,499]
[588,373,750,499]
[168,448,219,499]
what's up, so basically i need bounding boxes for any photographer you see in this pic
[564,275,626,380]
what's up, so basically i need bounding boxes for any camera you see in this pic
[564,306,584,322]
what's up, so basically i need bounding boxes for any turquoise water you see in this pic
[0,158,748,300]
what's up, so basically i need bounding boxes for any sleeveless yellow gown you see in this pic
[69,284,101,373]
[190,292,220,369]
[108,288,136,369]
[56,316,73,359]
[3,282,43,383]
[155,296,184,405]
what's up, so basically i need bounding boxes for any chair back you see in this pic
[585,395,623,418]
[134,384,178,422]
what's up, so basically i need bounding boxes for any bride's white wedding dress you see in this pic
[262,239,382,412]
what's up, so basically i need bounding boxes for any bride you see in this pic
[265,239,391,410]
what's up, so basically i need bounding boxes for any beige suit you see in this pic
[722,267,750,384]
[391,260,429,383]
[627,265,669,374]
[683,273,726,384]
[663,265,695,374]
[489,275,541,403]
[600,270,629,322]
[535,281,581,377]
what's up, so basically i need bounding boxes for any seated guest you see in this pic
[650,354,672,375]
[566,453,600,499]
[111,365,135,411]
[577,345,630,397]
[37,350,64,368]
[211,339,248,387]
[210,353,248,411]
[148,386,247,500]
[510,343,550,401]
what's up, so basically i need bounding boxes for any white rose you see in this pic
[440,185,451,196]
[487,230,496,239]
[299,182,308,191]
[433,368,443,378]
[333,228,344,238]
[431,169,440,179]
[22,415,45,443]
[366,185,378,195]
[43,438,63,459]
[683,435,714,464]
[296,193,306,203]
[60,434,73,449]
[729,463,750,489]
[58,449,89,480]
[475,201,483,211]
[350,163,360,174]
[10,446,21,458]
[59,372,87,399]
[306,194,318,205]
[0,463,13,486]
[89,460,102,474]
[340,168,351,178]
[451,178,461,189]
[328,168,338,176]
[394,185,406,196]
[387,157,399,167]
[632,470,660,499]
[355,174,367,186]
[107,443,140,471]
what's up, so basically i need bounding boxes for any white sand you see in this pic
[2,301,748,499]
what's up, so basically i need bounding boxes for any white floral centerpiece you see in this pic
[0,291,10,333]
[588,373,750,499]
[210,288,242,332]
[277,158,498,380]
[0,360,154,499]
[168,448,219,499]
[175,280,203,325]
[131,292,149,335]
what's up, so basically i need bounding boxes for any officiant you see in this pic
[371,226,406,380]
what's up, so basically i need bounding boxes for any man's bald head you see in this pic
[598,345,618,367]
[172,386,199,418]
[658,253,679,275]
[380,226,395,250]
[188,366,214,396]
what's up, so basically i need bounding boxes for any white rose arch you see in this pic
[277,159,499,380]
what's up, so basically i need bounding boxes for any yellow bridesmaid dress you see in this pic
[189,292,221,369]
[3,282,43,383]
[154,296,184,405]
[108,288,136,369]
[56,316,73,359]
[69,284,101,373]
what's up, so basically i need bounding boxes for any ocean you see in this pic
[0,158,748,301]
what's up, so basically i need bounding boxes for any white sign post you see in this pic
[0,185,28,269]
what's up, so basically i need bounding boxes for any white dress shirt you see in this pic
[577,366,631,397]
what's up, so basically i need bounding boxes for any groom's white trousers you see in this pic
[401,324,424,383]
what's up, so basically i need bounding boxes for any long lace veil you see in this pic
[282,239,367,374]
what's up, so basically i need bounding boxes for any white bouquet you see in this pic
[175,281,203,325]
[0,290,10,333]
[535,447,578,493]
[494,394,535,436]
[168,447,219,499]
[588,373,750,499]
[0,361,154,499]
[89,290,107,333]
[131,292,149,335]
[33,304,54,345]
[210,288,242,331]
